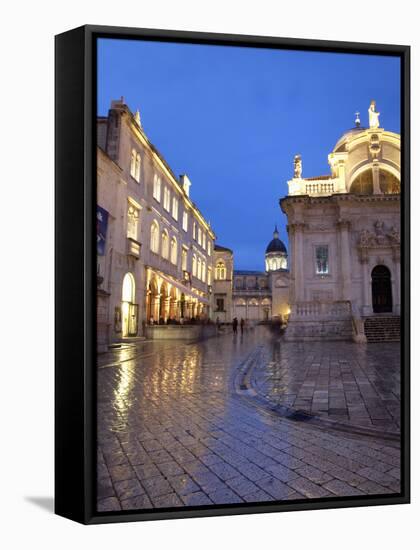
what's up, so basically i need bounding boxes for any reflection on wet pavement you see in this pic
[97,327,401,512]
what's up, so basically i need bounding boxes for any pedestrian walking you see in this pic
[232,317,238,334]
[240,318,245,334]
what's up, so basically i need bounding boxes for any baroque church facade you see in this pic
[212,102,401,342]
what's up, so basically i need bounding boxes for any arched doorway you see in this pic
[146,277,158,324]
[121,273,138,336]
[371,265,392,313]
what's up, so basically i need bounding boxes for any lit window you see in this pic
[150,221,159,253]
[182,247,188,271]
[315,245,329,274]
[207,267,212,285]
[170,237,177,265]
[163,187,171,212]
[153,175,161,202]
[202,234,206,250]
[198,227,202,246]
[127,203,139,240]
[161,230,169,259]
[207,240,211,256]
[216,261,226,280]
[172,197,179,220]
[192,254,197,277]
[130,149,141,182]
[182,211,188,232]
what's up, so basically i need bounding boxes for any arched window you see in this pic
[350,170,373,194]
[170,236,177,265]
[153,174,161,201]
[150,220,159,253]
[127,203,139,240]
[192,254,197,277]
[380,170,400,194]
[135,152,141,182]
[130,149,137,179]
[122,272,135,303]
[161,230,169,259]
[216,261,226,280]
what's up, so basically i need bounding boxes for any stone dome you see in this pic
[265,226,288,272]
[266,236,287,254]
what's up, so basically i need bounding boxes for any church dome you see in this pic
[265,226,288,272]
[266,236,287,254]
[333,126,366,153]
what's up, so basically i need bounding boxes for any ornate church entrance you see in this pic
[371,265,392,313]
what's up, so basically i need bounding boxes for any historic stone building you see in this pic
[97,99,215,349]
[281,102,401,342]
[212,227,290,324]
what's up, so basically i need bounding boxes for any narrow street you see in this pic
[97,327,401,512]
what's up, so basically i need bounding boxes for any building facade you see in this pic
[281,102,401,341]
[97,99,215,349]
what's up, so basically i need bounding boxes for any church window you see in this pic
[182,247,188,271]
[163,187,171,211]
[315,245,329,275]
[130,149,141,182]
[161,230,169,259]
[170,236,177,265]
[172,196,179,220]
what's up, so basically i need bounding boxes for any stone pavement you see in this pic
[251,340,400,433]
[97,327,401,512]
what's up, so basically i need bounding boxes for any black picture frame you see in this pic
[55,24,410,525]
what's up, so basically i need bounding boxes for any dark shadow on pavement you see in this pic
[25,496,54,514]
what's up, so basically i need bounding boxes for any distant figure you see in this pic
[216,316,221,331]
[240,318,245,334]
[149,316,154,326]
[232,317,238,334]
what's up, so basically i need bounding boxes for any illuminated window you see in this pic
[182,211,188,232]
[170,236,177,265]
[172,197,179,220]
[130,150,141,182]
[198,227,202,246]
[192,254,197,277]
[207,266,212,285]
[153,175,161,202]
[182,247,188,271]
[127,203,139,240]
[150,221,159,253]
[315,245,329,275]
[161,230,169,259]
[216,261,226,280]
[163,187,171,211]
[207,240,211,256]
[202,234,206,250]
[197,257,202,279]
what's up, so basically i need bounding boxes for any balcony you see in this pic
[127,237,141,259]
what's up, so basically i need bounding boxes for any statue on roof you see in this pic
[294,154,302,178]
[368,100,380,129]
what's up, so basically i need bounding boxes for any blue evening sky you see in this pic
[98,39,400,270]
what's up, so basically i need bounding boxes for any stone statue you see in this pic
[374,220,386,245]
[359,229,375,247]
[388,226,400,244]
[294,154,302,178]
[368,100,380,129]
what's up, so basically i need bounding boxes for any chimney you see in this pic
[180,174,192,197]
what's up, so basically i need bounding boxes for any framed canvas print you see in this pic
[55,25,410,524]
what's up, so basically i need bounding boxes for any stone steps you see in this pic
[364,316,400,342]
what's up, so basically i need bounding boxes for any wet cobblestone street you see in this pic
[97,327,401,512]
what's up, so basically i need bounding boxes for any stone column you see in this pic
[372,163,381,194]
[359,253,371,316]
[392,246,401,315]
[338,219,352,301]
[293,223,305,302]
